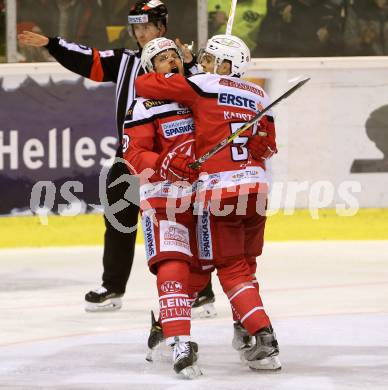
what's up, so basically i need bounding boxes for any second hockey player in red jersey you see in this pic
[122,37,204,379]
[135,34,281,372]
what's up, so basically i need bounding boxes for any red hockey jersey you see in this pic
[135,73,274,199]
[122,97,196,210]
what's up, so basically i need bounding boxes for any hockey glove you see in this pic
[247,134,278,161]
[157,152,199,183]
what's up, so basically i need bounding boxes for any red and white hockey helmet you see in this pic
[201,34,251,77]
[127,0,168,37]
[128,0,168,27]
[141,37,183,72]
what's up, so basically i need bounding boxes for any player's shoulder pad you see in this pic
[186,73,220,96]
[187,72,207,81]
[142,99,172,110]
[123,98,152,127]
[124,98,183,127]
[219,76,267,95]
[130,97,155,122]
[141,98,187,117]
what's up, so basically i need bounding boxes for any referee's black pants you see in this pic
[101,148,139,294]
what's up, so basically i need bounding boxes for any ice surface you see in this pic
[0,241,387,389]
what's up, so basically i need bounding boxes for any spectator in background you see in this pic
[342,0,358,54]
[164,0,198,45]
[345,0,388,55]
[101,0,130,26]
[208,0,267,54]
[208,1,228,35]
[253,0,287,56]
[256,0,344,57]
[100,0,140,50]
[55,0,108,47]
[318,0,346,55]
[109,25,135,50]
[17,0,109,62]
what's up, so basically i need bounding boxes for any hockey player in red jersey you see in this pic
[135,34,281,371]
[122,37,203,379]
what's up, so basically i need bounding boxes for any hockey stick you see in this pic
[189,77,310,170]
[226,0,238,35]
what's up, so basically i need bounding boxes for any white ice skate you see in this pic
[84,286,123,312]
[243,326,282,371]
[170,337,202,379]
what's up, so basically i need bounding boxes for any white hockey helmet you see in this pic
[141,37,183,72]
[201,34,251,77]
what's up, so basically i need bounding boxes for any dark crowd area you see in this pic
[209,0,388,57]
[0,0,388,62]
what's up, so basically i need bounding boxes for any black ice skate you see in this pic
[146,312,199,363]
[232,321,253,351]
[243,326,281,371]
[191,285,217,319]
[145,311,165,362]
[172,337,202,379]
[84,286,123,312]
